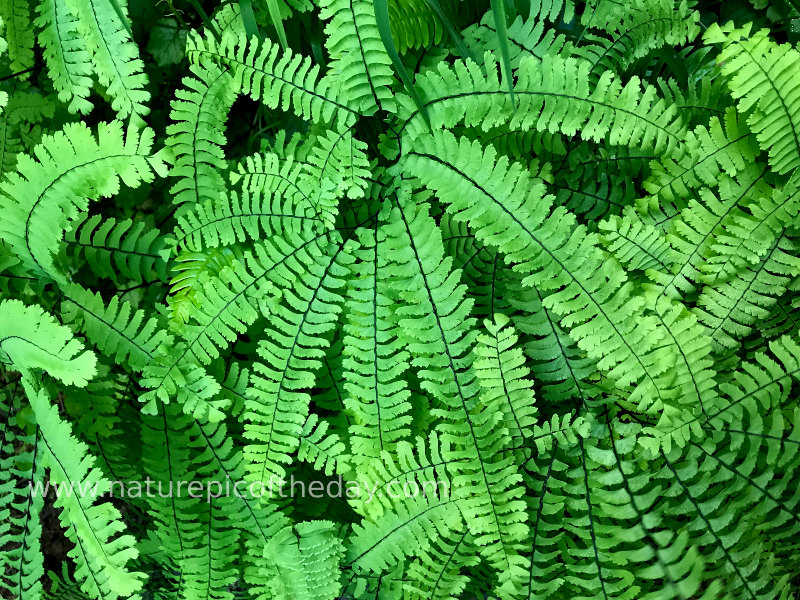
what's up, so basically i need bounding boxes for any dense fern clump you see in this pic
[2,0,800,598]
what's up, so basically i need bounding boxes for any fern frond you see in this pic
[65,213,171,283]
[186,410,290,594]
[473,313,538,447]
[0,121,168,282]
[342,217,413,464]
[43,565,94,600]
[141,235,327,420]
[166,58,236,214]
[225,147,336,234]
[398,52,686,160]
[382,191,530,595]
[647,334,800,453]
[658,440,787,597]
[549,141,649,222]
[508,280,602,408]
[345,483,461,575]
[60,283,172,371]
[640,108,760,218]
[695,231,800,351]
[522,422,723,599]
[653,165,774,299]
[600,207,677,276]
[463,10,572,69]
[0,88,55,176]
[35,0,94,114]
[385,0,487,53]
[244,230,354,484]
[297,413,349,475]
[24,379,144,600]
[173,187,326,251]
[572,0,699,78]
[181,498,241,600]
[700,173,800,286]
[302,123,372,201]
[0,298,96,386]
[0,0,34,73]
[0,409,44,600]
[138,399,196,575]
[403,131,687,417]
[186,29,359,126]
[656,59,732,127]
[265,521,344,600]
[166,245,246,326]
[705,22,800,174]
[319,0,396,114]
[756,291,800,341]
[65,0,150,121]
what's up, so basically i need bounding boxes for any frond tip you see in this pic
[0,299,96,386]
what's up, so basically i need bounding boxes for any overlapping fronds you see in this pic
[2,1,800,599]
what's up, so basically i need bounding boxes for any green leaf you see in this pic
[374,0,431,129]
[265,0,289,48]
[489,0,515,109]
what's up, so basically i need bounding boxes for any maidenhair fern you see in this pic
[2,0,800,599]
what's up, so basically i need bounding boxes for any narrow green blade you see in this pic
[490,0,516,109]
[265,0,289,49]
[239,0,263,39]
[374,0,431,129]
[423,0,474,60]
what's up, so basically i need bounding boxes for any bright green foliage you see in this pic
[2,1,800,599]
[35,0,94,114]
[0,121,168,282]
[705,21,800,175]
[64,214,171,283]
[0,299,96,386]
[319,0,395,114]
[166,58,236,215]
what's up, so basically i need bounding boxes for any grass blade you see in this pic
[265,0,289,49]
[490,0,516,109]
[374,0,431,129]
[423,0,474,60]
[239,0,263,39]
[107,0,134,39]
